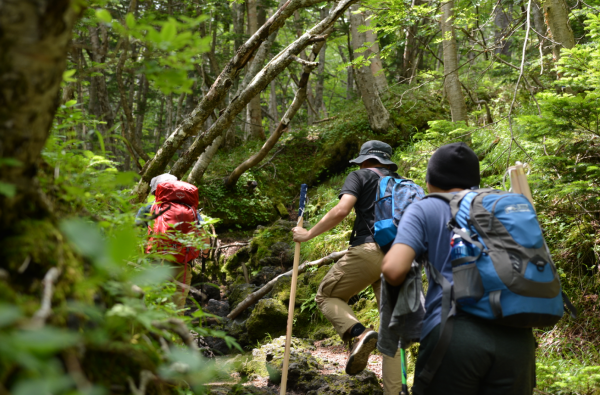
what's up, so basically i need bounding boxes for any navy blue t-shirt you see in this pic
[393,197,454,339]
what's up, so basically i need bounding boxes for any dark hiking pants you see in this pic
[413,313,536,395]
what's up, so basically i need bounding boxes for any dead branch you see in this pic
[30,267,61,329]
[313,116,337,124]
[217,242,250,249]
[172,278,207,302]
[291,56,319,67]
[227,249,347,320]
[152,318,198,350]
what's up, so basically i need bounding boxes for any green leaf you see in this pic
[0,304,21,327]
[0,158,21,167]
[126,13,136,29]
[160,20,177,43]
[12,327,80,354]
[95,9,113,23]
[0,181,16,198]
[60,219,105,260]
[107,226,137,265]
[130,265,173,286]
[62,69,76,82]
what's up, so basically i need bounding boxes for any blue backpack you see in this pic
[414,189,577,393]
[362,168,425,249]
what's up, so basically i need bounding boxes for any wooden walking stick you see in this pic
[280,184,307,395]
[508,161,534,207]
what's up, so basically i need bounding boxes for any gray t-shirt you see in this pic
[393,197,454,339]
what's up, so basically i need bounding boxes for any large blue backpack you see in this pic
[414,189,577,393]
[362,168,425,250]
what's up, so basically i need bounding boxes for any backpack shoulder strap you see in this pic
[366,167,385,178]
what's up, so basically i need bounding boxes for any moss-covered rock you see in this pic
[206,383,277,395]
[246,298,288,342]
[248,220,295,269]
[228,283,257,311]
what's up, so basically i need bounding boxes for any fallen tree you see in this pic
[227,249,347,320]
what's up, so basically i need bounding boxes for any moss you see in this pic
[248,220,295,269]
[228,283,257,311]
[246,298,288,342]
[275,202,288,217]
[270,276,291,305]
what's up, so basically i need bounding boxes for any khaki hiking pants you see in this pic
[316,243,402,394]
[172,261,192,312]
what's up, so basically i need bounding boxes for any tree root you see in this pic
[29,267,61,329]
[127,370,156,395]
[227,249,347,320]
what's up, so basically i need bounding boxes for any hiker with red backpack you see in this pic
[140,174,210,311]
[292,140,413,395]
[381,143,575,394]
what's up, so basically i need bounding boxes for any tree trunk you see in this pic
[531,0,551,54]
[403,0,425,81]
[246,0,266,140]
[543,0,575,60]
[338,45,354,100]
[349,4,391,133]
[494,2,513,58]
[187,135,223,185]
[154,96,165,152]
[0,0,77,238]
[167,0,358,180]
[440,0,468,122]
[364,9,388,93]
[269,80,279,133]
[313,8,329,117]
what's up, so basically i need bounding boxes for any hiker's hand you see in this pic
[292,227,311,242]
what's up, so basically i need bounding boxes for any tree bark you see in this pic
[0,0,78,239]
[349,4,391,133]
[132,0,330,202]
[269,80,279,132]
[246,0,265,140]
[313,8,329,118]
[338,45,354,100]
[154,96,165,152]
[403,0,425,81]
[531,0,550,54]
[224,56,319,188]
[167,0,357,180]
[187,135,223,185]
[441,0,468,122]
[364,9,388,93]
[543,0,575,60]
[494,2,513,58]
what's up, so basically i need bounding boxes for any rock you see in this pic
[204,336,231,356]
[206,383,277,394]
[276,202,288,217]
[268,349,322,389]
[226,317,249,346]
[227,283,257,310]
[203,283,221,300]
[246,299,287,342]
[251,266,283,286]
[206,299,229,317]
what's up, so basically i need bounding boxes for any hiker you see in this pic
[142,174,210,311]
[292,140,403,394]
[381,143,537,395]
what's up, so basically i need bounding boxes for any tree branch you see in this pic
[227,249,347,320]
[30,267,61,329]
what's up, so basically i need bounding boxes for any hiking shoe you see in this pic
[345,329,378,375]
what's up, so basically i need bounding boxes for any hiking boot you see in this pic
[345,329,378,375]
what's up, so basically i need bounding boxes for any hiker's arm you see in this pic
[292,194,357,242]
[382,243,415,286]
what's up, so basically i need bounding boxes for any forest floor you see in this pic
[210,339,384,393]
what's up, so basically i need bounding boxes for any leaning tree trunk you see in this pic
[0,0,77,239]
[350,4,391,133]
[132,0,330,202]
[543,0,575,60]
[440,0,468,122]
[167,0,358,180]
[187,135,224,185]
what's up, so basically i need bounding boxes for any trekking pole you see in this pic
[280,184,307,395]
[400,348,409,395]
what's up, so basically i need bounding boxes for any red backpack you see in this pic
[146,180,202,264]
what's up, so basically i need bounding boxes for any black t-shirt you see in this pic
[339,167,395,247]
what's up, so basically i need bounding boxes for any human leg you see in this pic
[172,261,192,311]
[413,314,535,395]
[315,243,383,338]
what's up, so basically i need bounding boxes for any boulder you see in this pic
[203,283,221,301]
[303,370,383,395]
[226,317,249,346]
[204,336,231,356]
[246,299,287,342]
[206,299,229,317]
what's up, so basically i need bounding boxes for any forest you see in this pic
[1,0,600,393]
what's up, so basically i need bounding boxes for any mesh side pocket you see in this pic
[452,263,484,306]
